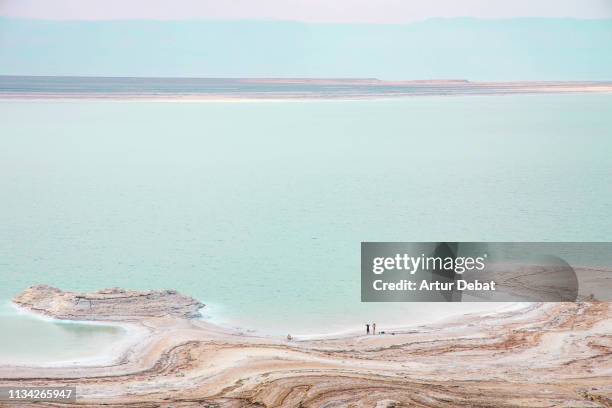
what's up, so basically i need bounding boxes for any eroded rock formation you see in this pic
[13,285,204,321]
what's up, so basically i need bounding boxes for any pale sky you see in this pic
[1,0,612,23]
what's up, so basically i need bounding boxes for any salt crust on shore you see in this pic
[1,285,610,407]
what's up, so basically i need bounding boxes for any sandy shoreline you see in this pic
[1,286,610,407]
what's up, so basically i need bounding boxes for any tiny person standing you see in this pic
[372,323,376,335]
[366,323,370,334]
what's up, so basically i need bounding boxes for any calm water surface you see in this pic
[0,303,125,365]
[1,95,611,361]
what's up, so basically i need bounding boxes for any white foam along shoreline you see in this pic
[192,299,525,341]
[1,302,150,368]
[281,302,530,341]
[3,296,528,354]
[1,284,531,367]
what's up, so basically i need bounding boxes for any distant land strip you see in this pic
[1,76,612,100]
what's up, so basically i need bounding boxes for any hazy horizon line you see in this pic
[2,75,612,82]
[2,15,612,25]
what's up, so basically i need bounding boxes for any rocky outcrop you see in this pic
[13,285,204,321]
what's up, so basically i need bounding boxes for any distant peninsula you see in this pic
[1,76,612,101]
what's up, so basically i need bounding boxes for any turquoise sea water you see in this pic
[1,95,611,361]
[0,303,124,365]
